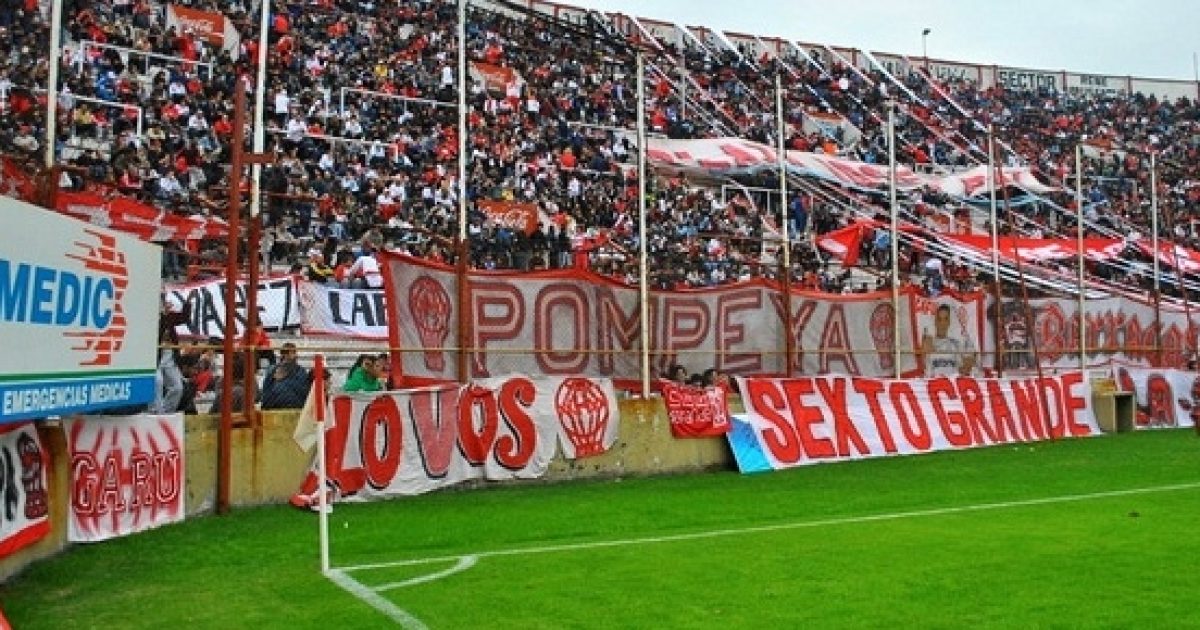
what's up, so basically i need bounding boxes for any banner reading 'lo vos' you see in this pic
[729,373,1100,473]
[295,376,620,500]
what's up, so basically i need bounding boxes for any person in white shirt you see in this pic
[348,249,384,289]
[274,88,290,124]
[920,304,976,377]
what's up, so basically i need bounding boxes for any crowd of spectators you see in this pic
[1,0,1197,298]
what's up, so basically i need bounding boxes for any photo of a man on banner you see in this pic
[918,303,977,377]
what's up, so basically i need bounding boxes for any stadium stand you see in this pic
[1,0,1198,300]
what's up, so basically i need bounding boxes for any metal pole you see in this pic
[250,0,270,220]
[637,51,651,397]
[1152,151,1163,366]
[1163,184,1196,369]
[457,0,468,244]
[314,354,330,574]
[1076,144,1086,374]
[776,73,794,377]
[44,0,63,171]
[1003,180,1055,439]
[219,80,248,515]
[888,102,902,379]
[456,0,470,384]
[989,128,1003,376]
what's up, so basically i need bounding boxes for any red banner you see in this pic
[661,381,732,437]
[478,199,539,235]
[165,5,240,52]
[0,423,51,558]
[66,413,186,543]
[57,191,227,242]
[0,158,36,202]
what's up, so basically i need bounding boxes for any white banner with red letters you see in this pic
[65,414,186,543]
[0,423,51,558]
[381,253,925,386]
[1111,366,1199,429]
[293,376,619,501]
[728,372,1099,473]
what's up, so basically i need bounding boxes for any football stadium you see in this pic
[0,0,1198,627]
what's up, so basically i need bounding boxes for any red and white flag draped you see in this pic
[0,158,227,242]
[645,137,1057,197]
[293,376,620,501]
[57,192,227,242]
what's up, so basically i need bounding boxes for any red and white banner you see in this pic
[470,61,524,94]
[299,281,388,340]
[65,414,186,543]
[943,234,1125,264]
[1136,240,1200,274]
[645,137,1054,197]
[0,157,36,202]
[381,253,925,385]
[1112,366,1199,429]
[57,191,228,242]
[731,372,1099,472]
[986,295,1196,372]
[661,381,732,438]
[478,200,539,235]
[0,423,51,558]
[293,376,619,500]
[165,5,241,53]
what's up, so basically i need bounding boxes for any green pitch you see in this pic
[4,430,1198,628]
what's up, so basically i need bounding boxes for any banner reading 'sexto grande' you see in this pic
[728,372,1100,473]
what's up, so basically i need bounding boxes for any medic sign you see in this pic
[294,376,619,500]
[729,373,1099,473]
[1,197,160,422]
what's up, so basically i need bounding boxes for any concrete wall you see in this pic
[0,397,736,581]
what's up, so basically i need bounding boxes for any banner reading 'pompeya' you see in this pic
[65,414,185,543]
[1,197,160,422]
[728,373,1099,473]
[382,253,930,383]
[0,423,50,558]
[295,376,619,500]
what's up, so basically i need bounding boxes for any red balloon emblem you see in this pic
[554,378,610,457]
[408,276,452,371]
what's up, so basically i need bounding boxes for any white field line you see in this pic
[373,555,479,592]
[342,481,1200,576]
[326,568,430,630]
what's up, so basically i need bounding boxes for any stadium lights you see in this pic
[922,28,932,64]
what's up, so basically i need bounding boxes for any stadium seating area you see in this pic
[3,0,1198,297]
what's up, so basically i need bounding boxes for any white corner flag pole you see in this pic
[314,354,331,575]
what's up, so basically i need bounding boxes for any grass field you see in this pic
[3,430,1199,629]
